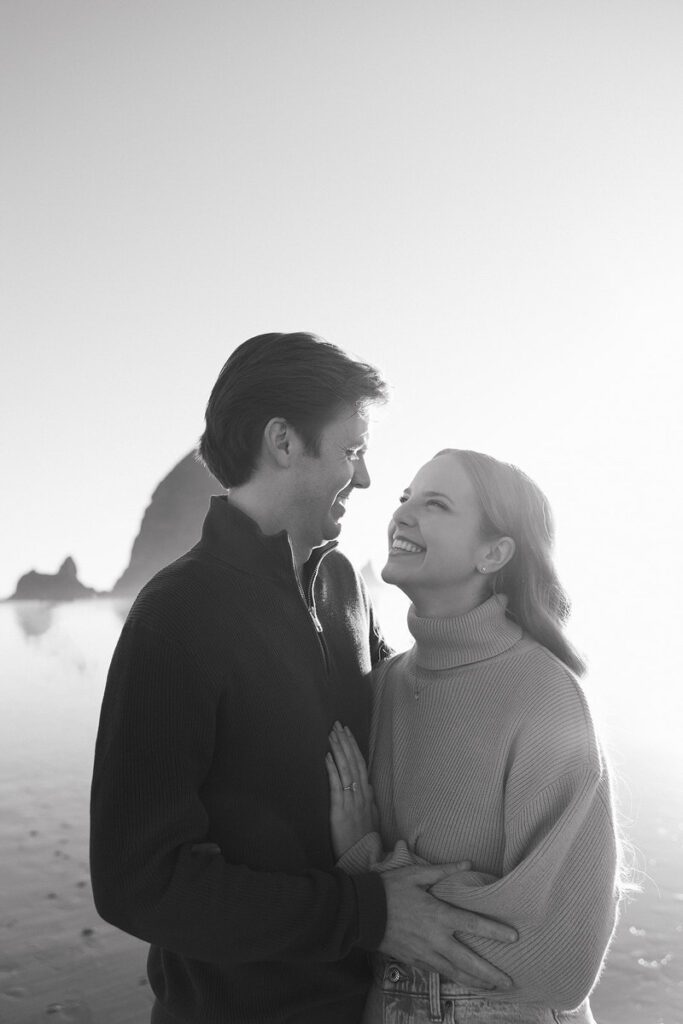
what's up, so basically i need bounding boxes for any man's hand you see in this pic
[380,864,518,990]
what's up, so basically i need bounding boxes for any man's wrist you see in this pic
[348,871,387,951]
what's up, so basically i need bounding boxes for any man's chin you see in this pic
[326,518,343,539]
[316,517,343,544]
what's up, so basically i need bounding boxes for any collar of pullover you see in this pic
[408,594,523,670]
[198,495,337,582]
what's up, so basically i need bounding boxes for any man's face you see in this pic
[289,407,371,551]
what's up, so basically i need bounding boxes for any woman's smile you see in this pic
[389,534,426,555]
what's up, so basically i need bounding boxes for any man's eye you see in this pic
[398,495,408,504]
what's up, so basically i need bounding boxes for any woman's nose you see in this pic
[394,501,416,525]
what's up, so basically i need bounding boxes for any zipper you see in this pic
[308,604,323,633]
[289,541,330,672]
[307,566,331,673]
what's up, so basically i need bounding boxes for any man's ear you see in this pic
[480,536,516,574]
[262,417,294,467]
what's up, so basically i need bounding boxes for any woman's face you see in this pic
[381,453,491,609]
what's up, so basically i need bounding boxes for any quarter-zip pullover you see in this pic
[90,496,389,1024]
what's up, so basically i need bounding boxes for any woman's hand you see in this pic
[326,721,379,860]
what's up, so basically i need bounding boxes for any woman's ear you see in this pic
[480,536,516,574]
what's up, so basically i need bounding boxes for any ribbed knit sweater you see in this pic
[339,595,619,1013]
[90,497,389,1024]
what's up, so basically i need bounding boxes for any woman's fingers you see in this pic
[325,753,343,802]
[343,726,369,781]
[329,725,354,791]
[339,724,373,802]
[332,722,364,779]
[330,722,376,809]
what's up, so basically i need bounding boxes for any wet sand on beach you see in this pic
[1,600,680,1024]
[1,776,152,1024]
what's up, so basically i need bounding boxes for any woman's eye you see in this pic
[346,450,360,461]
[427,500,447,510]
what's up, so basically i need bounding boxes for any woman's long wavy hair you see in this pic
[436,449,587,677]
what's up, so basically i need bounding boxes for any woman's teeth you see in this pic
[391,538,424,554]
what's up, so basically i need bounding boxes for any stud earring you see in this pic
[479,566,487,573]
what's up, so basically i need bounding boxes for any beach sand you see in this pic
[1,601,681,1023]
[1,773,152,1023]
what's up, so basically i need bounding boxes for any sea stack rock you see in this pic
[111,452,225,596]
[12,556,97,600]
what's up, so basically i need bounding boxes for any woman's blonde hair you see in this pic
[436,449,587,676]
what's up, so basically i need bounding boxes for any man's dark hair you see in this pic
[198,332,389,487]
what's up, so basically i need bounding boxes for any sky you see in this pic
[2,1,682,739]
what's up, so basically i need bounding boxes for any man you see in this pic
[90,332,516,1024]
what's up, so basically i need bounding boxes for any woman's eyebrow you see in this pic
[423,490,453,502]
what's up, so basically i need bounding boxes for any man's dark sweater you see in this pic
[90,497,389,1023]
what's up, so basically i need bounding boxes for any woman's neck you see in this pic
[407,582,491,620]
[407,593,522,670]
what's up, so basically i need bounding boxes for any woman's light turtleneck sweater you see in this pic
[338,595,619,1012]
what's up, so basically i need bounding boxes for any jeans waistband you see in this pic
[370,954,486,1020]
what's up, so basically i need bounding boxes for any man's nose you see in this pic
[352,455,371,489]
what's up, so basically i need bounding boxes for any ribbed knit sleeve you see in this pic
[338,762,617,1010]
[90,621,384,964]
[427,767,619,1009]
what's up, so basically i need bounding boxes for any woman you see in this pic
[326,449,621,1024]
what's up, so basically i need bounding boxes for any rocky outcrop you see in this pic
[8,452,225,603]
[11,557,97,601]
[111,452,225,596]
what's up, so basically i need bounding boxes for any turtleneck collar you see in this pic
[408,594,523,670]
[198,495,337,582]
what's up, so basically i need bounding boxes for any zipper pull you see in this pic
[310,607,323,632]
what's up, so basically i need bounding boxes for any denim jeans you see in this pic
[362,957,596,1024]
